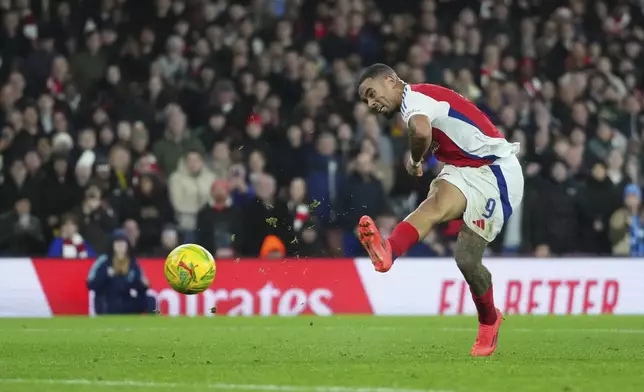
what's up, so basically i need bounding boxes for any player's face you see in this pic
[358,76,400,119]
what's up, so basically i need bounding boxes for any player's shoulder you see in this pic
[406,83,460,101]
[401,84,451,122]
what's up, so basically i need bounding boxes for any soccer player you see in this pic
[356,64,523,356]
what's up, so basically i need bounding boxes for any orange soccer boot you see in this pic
[357,216,393,272]
[470,308,504,356]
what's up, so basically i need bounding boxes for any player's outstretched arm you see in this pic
[406,114,432,176]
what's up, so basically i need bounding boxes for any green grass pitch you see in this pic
[0,316,643,392]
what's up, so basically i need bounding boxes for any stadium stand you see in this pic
[0,0,643,259]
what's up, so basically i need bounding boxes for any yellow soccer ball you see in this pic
[164,244,216,294]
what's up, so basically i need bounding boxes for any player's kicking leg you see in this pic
[357,179,502,356]
[358,179,465,272]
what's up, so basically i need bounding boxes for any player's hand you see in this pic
[405,158,423,177]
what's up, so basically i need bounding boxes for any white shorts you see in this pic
[435,155,524,242]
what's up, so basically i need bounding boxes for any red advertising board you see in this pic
[30,258,372,316]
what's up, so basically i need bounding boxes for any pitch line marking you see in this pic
[0,378,457,392]
[4,326,644,334]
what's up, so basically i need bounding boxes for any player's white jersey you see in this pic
[400,83,520,168]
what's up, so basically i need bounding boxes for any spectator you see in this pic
[156,35,188,85]
[87,230,153,315]
[41,153,79,233]
[74,128,97,161]
[274,125,309,188]
[122,219,141,254]
[12,108,40,158]
[337,152,388,232]
[532,162,581,255]
[359,137,394,193]
[212,80,247,131]
[110,144,133,192]
[286,177,312,234]
[168,149,216,241]
[129,173,173,254]
[337,152,388,256]
[47,214,95,259]
[197,111,229,153]
[247,149,268,185]
[152,109,205,175]
[228,163,254,206]
[23,137,41,170]
[588,121,618,164]
[336,122,354,163]
[105,115,129,141]
[390,150,434,215]
[94,65,127,113]
[0,196,45,256]
[70,29,107,96]
[259,234,287,259]
[321,15,353,62]
[243,115,270,157]
[197,180,241,258]
[306,132,344,226]
[107,144,134,218]
[0,10,28,81]
[605,149,628,191]
[609,184,644,256]
[93,155,113,196]
[118,122,134,147]
[141,75,169,120]
[0,159,39,214]
[240,173,291,256]
[151,224,180,257]
[74,150,95,189]
[358,114,394,167]
[24,26,57,89]
[50,133,74,161]
[579,163,619,255]
[72,183,118,254]
[95,122,115,158]
[208,141,232,180]
[130,122,152,162]
[293,219,326,258]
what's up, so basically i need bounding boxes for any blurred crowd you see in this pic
[0,0,644,259]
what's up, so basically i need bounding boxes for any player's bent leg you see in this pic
[407,179,467,239]
[358,180,466,272]
[455,226,503,357]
